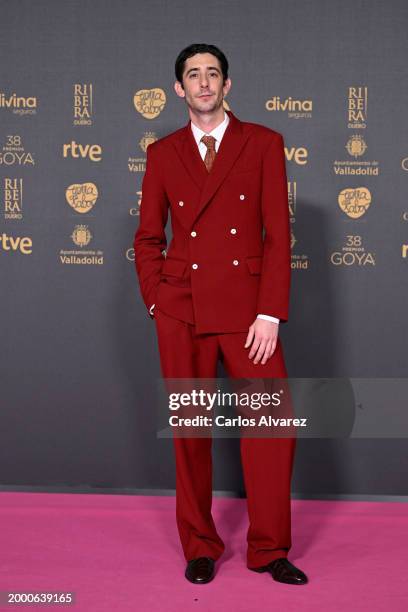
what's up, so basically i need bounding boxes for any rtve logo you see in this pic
[0,232,32,254]
[62,141,102,162]
[285,146,308,165]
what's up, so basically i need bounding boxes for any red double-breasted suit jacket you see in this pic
[133,108,291,335]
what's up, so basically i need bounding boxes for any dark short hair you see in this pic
[175,43,229,85]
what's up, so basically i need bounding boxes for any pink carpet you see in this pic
[0,492,406,611]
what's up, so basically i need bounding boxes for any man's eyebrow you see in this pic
[185,66,221,75]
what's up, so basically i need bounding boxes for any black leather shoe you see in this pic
[250,557,308,585]
[185,557,215,584]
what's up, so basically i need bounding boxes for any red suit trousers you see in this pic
[154,306,296,569]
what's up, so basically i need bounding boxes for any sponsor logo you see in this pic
[338,187,372,219]
[0,232,32,254]
[133,88,166,119]
[59,225,104,265]
[285,146,308,165]
[0,135,34,166]
[333,134,379,176]
[62,141,102,161]
[265,96,312,119]
[288,181,309,269]
[73,83,93,126]
[3,178,23,220]
[65,183,98,214]
[0,92,37,115]
[347,86,368,129]
[330,235,375,266]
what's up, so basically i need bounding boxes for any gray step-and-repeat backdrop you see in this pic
[1,0,407,498]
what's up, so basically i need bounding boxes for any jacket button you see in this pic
[178,200,184,206]
[190,231,197,237]
[192,263,198,269]
[233,259,239,266]
[230,228,237,234]
[239,194,245,200]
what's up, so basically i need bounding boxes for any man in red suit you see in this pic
[134,43,308,586]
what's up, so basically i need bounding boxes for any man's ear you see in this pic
[174,80,185,98]
[223,77,232,98]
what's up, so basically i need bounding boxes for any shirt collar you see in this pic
[190,109,230,147]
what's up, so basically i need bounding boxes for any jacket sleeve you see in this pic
[133,142,169,315]
[257,132,291,322]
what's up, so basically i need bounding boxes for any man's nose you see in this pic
[199,75,209,88]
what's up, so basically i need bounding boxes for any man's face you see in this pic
[174,52,231,113]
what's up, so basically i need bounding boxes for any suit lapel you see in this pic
[171,109,251,222]
[172,119,209,192]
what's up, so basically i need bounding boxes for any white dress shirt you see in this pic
[150,109,279,325]
[190,108,230,156]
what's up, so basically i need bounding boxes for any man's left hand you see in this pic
[244,318,279,364]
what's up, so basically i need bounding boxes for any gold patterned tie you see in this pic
[200,135,217,172]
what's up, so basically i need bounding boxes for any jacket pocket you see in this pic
[246,255,263,275]
[160,257,187,278]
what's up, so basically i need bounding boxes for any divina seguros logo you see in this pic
[0,92,37,115]
[265,96,312,119]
